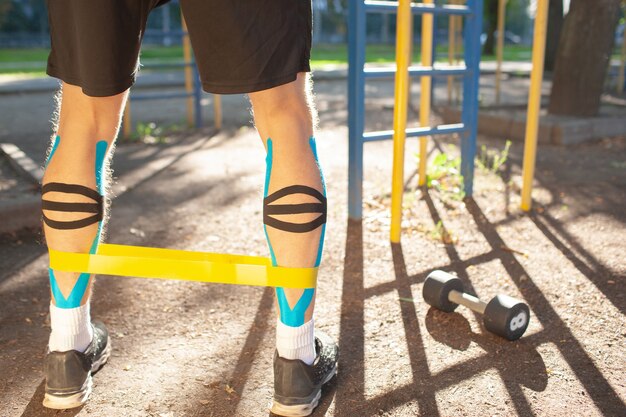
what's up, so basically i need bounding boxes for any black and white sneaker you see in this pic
[43,320,111,409]
[271,331,338,417]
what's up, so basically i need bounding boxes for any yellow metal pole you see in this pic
[495,0,507,104]
[520,0,549,211]
[418,0,434,187]
[617,0,626,94]
[389,0,413,243]
[182,16,194,127]
[448,0,456,104]
[214,94,222,130]
[123,101,132,138]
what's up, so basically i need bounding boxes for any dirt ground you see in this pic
[0,76,625,416]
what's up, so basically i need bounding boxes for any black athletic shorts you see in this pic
[46,0,312,97]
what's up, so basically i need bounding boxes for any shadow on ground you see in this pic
[333,181,624,416]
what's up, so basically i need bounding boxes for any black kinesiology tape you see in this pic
[263,185,327,233]
[41,182,103,230]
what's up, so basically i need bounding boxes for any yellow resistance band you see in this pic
[49,243,317,289]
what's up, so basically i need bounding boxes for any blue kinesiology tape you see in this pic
[45,135,60,167]
[48,139,108,309]
[264,137,326,327]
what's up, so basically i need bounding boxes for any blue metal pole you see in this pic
[348,0,367,220]
[431,3,437,106]
[193,61,203,128]
[461,0,482,197]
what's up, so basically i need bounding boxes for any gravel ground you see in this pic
[0,76,625,416]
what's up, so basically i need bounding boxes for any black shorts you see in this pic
[46,0,312,97]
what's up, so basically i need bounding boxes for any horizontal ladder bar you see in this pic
[363,123,466,142]
[130,92,195,101]
[364,65,468,79]
[364,1,471,16]
[140,62,195,69]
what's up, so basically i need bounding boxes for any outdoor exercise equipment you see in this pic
[447,0,463,105]
[423,270,530,341]
[520,0,548,211]
[495,0,507,104]
[49,244,317,289]
[347,0,483,243]
[122,8,222,138]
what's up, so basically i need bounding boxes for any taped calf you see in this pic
[263,137,327,364]
[43,138,108,309]
[265,183,326,327]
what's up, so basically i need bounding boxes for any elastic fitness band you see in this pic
[48,243,317,289]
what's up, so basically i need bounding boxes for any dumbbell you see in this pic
[422,270,530,341]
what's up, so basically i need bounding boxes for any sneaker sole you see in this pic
[270,362,337,417]
[43,336,112,410]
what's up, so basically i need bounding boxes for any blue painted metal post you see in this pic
[348,0,367,220]
[461,0,482,196]
[431,4,437,107]
[193,62,203,128]
[347,0,480,217]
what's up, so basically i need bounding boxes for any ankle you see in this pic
[276,318,316,365]
[48,302,93,353]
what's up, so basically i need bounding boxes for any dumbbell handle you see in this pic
[448,289,487,315]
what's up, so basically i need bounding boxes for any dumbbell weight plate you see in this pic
[423,270,465,312]
[483,294,530,341]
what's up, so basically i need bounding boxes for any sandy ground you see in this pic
[0,75,625,416]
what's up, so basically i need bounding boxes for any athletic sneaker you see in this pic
[271,331,338,417]
[43,320,111,409]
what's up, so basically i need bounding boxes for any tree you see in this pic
[548,0,621,116]
[544,0,564,72]
[483,0,498,55]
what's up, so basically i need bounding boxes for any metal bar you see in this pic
[193,63,203,128]
[389,0,413,243]
[521,0,549,211]
[454,8,464,102]
[130,92,194,101]
[364,1,471,16]
[122,100,132,138]
[139,62,195,69]
[431,5,437,108]
[449,289,487,314]
[364,123,466,142]
[495,0,507,104]
[448,0,457,104]
[363,65,468,78]
[213,95,222,130]
[348,0,367,220]
[182,16,194,127]
[417,0,434,188]
[460,0,482,197]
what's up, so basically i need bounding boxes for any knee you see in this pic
[57,83,128,139]
[249,84,313,124]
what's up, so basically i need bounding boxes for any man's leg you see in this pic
[42,82,126,409]
[249,72,337,416]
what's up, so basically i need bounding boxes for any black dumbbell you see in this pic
[422,270,530,341]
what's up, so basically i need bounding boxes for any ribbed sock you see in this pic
[276,318,316,365]
[48,302,93,353]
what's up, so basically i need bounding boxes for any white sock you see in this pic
[48,302,93,353]
[276,318,316,365]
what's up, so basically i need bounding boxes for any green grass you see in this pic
[313,43,533,65]
[0,47,50,63]
[0,47,50,75]
[0,43,535,76]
